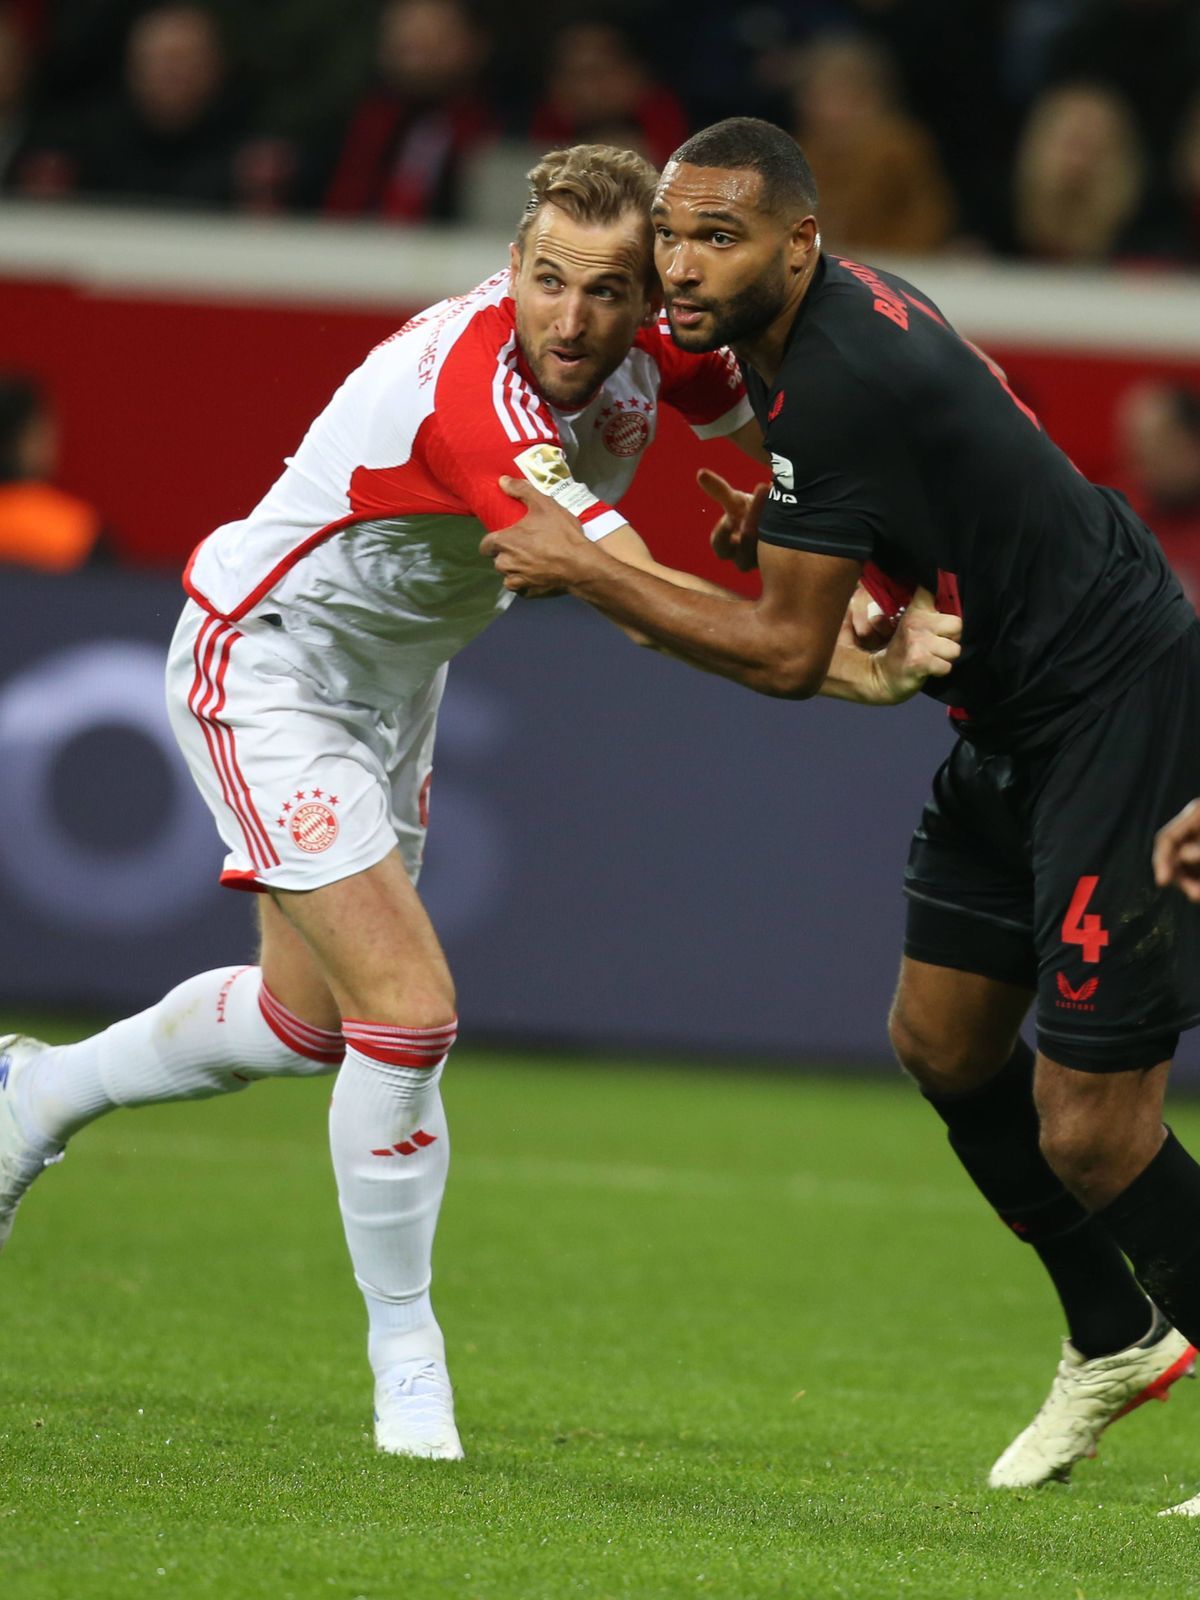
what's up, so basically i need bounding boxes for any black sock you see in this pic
[925,1040,1151,1358]
[1097,1130,1200,1349]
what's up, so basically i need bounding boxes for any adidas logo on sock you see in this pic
[370,1129,438,1158]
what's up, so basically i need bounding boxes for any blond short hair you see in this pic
[516,145,658,281]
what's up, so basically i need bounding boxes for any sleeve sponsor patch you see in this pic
[514,443,599,519]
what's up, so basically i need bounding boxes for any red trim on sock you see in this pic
[342,1017,458,1069]
[258,982,345,1065]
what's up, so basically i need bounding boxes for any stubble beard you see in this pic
[532,357,593,410]
[667,266,790,354]
[515,325,605,411]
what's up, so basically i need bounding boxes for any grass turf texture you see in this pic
[3,1024,1200,1599]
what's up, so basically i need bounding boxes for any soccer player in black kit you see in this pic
[484,117,1200,1513]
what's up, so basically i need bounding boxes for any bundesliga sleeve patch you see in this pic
[513,443,598,519]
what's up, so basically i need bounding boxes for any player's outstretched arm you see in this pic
[1154,799,1200,902]
[482,478,860,698]
[590,523,740,653]
[596,524,738,599]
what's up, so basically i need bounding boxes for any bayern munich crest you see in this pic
[598,399,652,457]
[276,788,340,853]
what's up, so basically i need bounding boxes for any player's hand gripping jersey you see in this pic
[744,255,1193,753]
[186,271,750,709]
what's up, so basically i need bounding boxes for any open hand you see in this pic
[697,468,766,573]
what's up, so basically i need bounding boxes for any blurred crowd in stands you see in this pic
[0,0,1199,265]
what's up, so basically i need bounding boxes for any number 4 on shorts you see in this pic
[1062,875,1109,964]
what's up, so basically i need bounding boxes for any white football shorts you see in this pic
[165,600,444,894]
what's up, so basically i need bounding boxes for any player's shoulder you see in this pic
[806,255,953,352]
[366,271,515,379]
[349,272,523,435]
[777,254,951,420]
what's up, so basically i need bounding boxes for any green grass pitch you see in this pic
[4,1021,1200,1599]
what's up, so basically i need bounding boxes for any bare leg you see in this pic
[1035,1056,1169,1211]
[1037,1054,1200,1348]
[257,895,341,1032]
[266,848,454,1028]
[889,955,1031,1095]
[889,956,1151,1356]
[887,957,1186,1491]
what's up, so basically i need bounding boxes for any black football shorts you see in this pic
[903,621,1200,1072]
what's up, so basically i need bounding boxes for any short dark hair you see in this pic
[669,117,818,218]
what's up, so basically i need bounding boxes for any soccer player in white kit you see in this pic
[0,145,765,1458]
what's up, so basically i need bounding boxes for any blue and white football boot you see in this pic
[0,1035,62,1251]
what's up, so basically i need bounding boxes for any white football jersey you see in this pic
[185,271,752,706]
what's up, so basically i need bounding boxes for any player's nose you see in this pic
[662,242,700,285]
[554,292,588,342]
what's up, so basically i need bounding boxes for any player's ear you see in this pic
[508,241,521,293]
[640,279,662,328]
[789,215,820,274]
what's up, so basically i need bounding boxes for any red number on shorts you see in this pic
[1062,876,1109,964]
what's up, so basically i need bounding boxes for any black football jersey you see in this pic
[748,254,1192,751]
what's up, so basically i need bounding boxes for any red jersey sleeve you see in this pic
[638,317,754,439]
[422,309,624,537]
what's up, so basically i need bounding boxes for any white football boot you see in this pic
[1160,1489,1200,1516]
[989,1309,1196,1488]
[0,1034,62,1251]
[373,1354,464,1459]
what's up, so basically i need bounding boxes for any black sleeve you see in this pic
[757,339,923,562]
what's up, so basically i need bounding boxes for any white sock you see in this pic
[330,1020,457,1374]
[17,967,343,1146]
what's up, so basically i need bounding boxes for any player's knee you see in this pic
[1035,1090,1153,1206]
[343,970,457,1031]
[1036,1071,1164,1205]
[1037,1111,1116,1200]
[887,1000,997,1095]
[408,965,456,1028]
[888,1000,938,1083]
[403,980,457,1032]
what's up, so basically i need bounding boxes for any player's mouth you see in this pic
[548,345,589,370]
[666,299,710,329]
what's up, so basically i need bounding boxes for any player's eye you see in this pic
[711,232,736,246]
[539,274,561,290]
[654,226,673,242]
